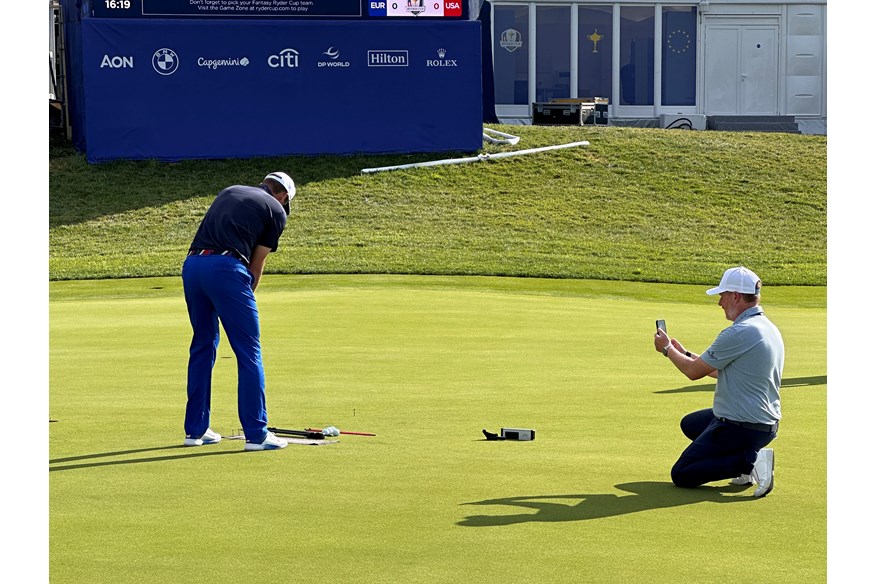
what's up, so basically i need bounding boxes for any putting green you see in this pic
[50,275,826,583]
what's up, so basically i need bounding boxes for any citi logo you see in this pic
[101,55,133,69]
[268,48,299,68]
[368,50,409,67]
[427,48,458,67]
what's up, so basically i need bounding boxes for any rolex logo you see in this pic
[426,48,457,68]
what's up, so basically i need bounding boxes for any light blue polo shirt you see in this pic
[701,306,784,424]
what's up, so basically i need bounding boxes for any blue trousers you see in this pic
[671,408,776,488]
[182,255,268,443]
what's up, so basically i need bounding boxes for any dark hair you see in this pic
[740,280,762,303]
[262,178,286,196]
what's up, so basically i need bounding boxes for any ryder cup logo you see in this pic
[405,0,426,15]
[152,48,179,75]
[500,29,523,53]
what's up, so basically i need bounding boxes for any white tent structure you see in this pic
[487,0,826,134]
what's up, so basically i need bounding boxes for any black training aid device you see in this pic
[268,427,324,440]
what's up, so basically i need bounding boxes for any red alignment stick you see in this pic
[306,427,377,437]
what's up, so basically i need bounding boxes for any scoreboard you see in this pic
[369,1,463,18]
[92,0,467,19]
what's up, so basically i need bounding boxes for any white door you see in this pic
[704,20,779,115]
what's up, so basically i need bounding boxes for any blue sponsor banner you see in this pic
[79,19,482,161]
[91,0,466,19]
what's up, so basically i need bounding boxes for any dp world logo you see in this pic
[318,47,350,69]
[152,48,179,75]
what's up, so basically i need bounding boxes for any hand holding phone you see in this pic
[656,319,667,333]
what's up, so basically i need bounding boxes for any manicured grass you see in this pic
[48,125,827,581]
[49,126,826,285]
[49,275,826,584]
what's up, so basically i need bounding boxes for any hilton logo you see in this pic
[368,50,409,67]
[426,48,458,67]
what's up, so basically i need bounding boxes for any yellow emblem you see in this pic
[587,29,604,53]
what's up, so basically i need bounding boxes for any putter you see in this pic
[482,429,505,441]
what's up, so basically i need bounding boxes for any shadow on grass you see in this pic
[49,140,475,227]
[458,481,754,527]
[49,444,245,472]
[655,374,826,394]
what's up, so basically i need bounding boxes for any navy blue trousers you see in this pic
[671,408,776,488]
[182,255,268,443]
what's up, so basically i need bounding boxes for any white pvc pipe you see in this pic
[482,127,521,145]
[361,140,590,174]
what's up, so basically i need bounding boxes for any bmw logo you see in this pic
[152,48,179,75]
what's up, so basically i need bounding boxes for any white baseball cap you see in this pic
[264,172,296,214]
[706,266,762,296]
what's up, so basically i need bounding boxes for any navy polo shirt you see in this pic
[190,184,287,264]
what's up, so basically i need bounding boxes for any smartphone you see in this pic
[656,319,667,333]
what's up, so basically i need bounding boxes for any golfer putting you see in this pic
[654,266,784,497]
[181,172,296,451]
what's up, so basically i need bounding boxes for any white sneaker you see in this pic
[183,428,222,446]
[730,474,753,486]
[751,448,775,497]
[244,431,288,451]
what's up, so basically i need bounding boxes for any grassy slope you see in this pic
[49,126,826,285]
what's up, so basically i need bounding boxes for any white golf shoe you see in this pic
[751,448,775,497]
[183,427,222,446]
[730,474,753,486]
[244,431,288,451]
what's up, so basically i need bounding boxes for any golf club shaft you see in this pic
[305,427,377,437]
